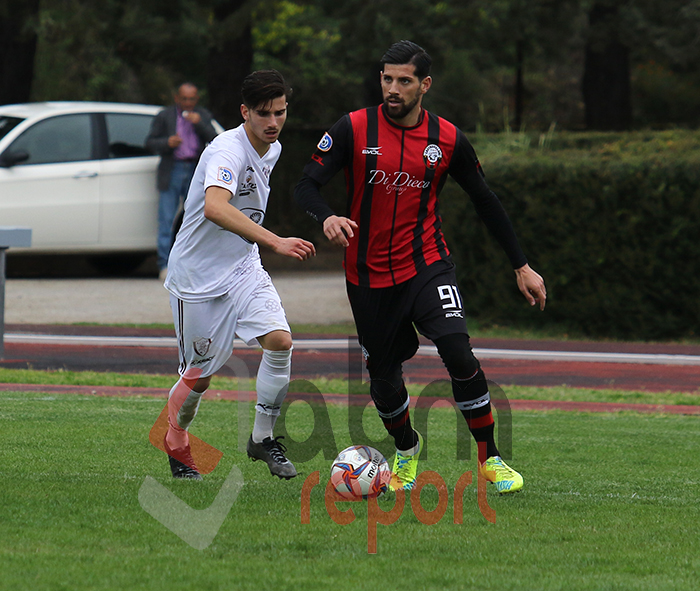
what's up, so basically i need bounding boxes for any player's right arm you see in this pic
[204,186,315,261]
[294,116,358,247]
[295,175,357,247]
[323,214,358,247]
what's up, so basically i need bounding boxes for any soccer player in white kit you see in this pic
[162,70,315,480]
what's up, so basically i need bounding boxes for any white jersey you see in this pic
[165,124,281,302]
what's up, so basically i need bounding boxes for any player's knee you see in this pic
[194,376,211,393]
[434,333,480,379]
[258,330,292,351]
[369,366,404,402]
[181,372,212,393]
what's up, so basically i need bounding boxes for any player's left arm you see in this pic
[450,130,546,310]
[204,186,315,260]
[515,264,546,310]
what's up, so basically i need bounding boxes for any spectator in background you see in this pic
[146,83,218,280]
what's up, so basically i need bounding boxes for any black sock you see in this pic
[370,379,417,451]
[387,411,418,451]
[452,369,499,462]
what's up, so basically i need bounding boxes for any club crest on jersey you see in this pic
[317,132,333,152]
[193,337,212,357]
[423,144,443,169]
[217,167,233,184]
[240,208,264,244]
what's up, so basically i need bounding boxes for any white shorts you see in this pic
[171,261,290,379]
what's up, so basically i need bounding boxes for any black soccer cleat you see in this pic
[246,435,297,479]
[164,436,203,481]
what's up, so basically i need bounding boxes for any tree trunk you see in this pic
[0,0,40,105]
[582,2,632,131]
[514,38,525,131]
[206,0,254,130]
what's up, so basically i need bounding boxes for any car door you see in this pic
[98,112,160,250]
[0,113,100,249]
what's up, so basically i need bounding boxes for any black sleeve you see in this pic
[294,174,337,223]
[448,130,528,269]
[293,114,353,223]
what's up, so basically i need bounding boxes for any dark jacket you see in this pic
[146,104,218,191]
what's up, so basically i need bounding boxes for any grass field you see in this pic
[2,367,700,407]
[2,389,699,590]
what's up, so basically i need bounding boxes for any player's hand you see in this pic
[514,264,547,311]
[168,135,183,148]
[323,215,358,247]
[274,237,316,261]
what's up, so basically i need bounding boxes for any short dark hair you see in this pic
[381,40,432,80]
[241,70,291,109]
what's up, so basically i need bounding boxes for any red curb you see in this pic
[1,383,699,415]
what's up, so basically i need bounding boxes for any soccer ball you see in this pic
[330,445,391,500]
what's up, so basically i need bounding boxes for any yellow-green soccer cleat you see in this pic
[389,432,424,492]
[480,456,523,494]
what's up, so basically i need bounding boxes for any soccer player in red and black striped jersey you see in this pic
[294,40,546,494]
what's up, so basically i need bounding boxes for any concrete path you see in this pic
[3,272,353,325]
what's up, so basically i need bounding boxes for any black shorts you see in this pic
[346,261,469,379]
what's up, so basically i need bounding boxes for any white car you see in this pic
[0,101,222,271]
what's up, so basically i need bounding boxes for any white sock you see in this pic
[252,407,279,443]
[177,388,205,431]
[252,349,291,443]
[166,378,205,449]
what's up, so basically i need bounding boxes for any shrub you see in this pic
[442,130,700,340]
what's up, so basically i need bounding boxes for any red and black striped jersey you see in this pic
[298,105,527,288]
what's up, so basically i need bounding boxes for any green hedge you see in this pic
[441,131,700,340]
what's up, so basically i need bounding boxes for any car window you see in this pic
[0,116,24,141]
[8,114,92,165]
[105,113,154,158]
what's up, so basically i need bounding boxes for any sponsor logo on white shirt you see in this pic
[217,167,233,184]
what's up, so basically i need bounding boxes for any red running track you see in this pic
[1,338,700,394]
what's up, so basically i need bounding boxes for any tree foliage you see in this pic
[251,0,348,126]
[1,0,697,131]
[0,0,40,105]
